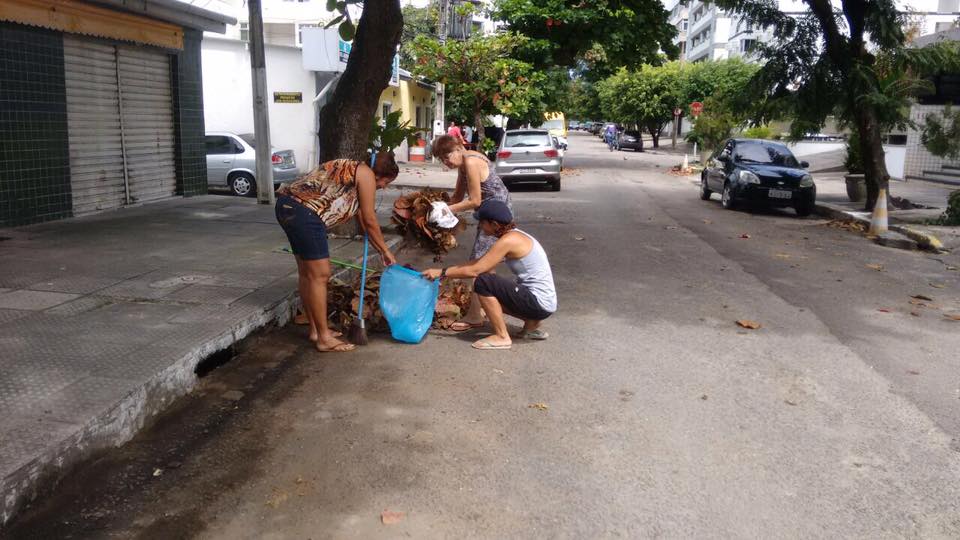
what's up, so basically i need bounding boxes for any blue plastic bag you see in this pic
[379,265,439,344]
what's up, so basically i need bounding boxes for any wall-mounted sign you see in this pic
[274,92,303,103]
[302,27,399,86]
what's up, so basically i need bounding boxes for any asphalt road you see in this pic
[8,132,960,539]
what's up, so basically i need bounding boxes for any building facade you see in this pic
[0,0,232,227]
[670,0,959,63]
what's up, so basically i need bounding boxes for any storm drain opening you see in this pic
[194,345,237,378]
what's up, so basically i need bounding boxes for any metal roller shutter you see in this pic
[64,35,126,216]
[117,46,176,203]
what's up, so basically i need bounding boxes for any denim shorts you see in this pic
[275,195,330,260]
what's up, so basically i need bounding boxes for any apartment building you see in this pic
[674,0,959,63]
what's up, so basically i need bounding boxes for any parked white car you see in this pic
[495,129,563,191]
[205,132,300,197]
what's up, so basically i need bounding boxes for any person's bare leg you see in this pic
[521,319,542,333]
[473,294,511,348]
[300,258,354,352]
[295,257,319,342]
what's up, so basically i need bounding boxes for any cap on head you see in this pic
[477,200,513,224]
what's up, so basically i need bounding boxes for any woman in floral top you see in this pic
[275,154,399,353]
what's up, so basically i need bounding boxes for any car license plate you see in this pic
[768,189,792,199]
[514,168,536,174]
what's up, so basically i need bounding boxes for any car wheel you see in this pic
[230,173,256,197]
[550,177,561,192]
[699,176,713,200]
[795,201,814,217]
[721,182,737,210]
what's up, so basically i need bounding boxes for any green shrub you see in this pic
[742,125,773,139]
[936,190,960,225]
[844,131,864,174]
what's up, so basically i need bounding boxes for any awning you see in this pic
[0,0,184,49]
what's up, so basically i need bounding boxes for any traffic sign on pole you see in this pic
[690,101,703,117]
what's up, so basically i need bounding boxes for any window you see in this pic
[938,0,959,12]
[416,106,422,128]
[504,132,551,148]
[297,23,320,46]
[733,142,799,167]
[936,21,955,33]
[205,136,242,155]
[682,20,689,30]
[742,39,757,53]
[239,22,249,42]
[381,102,392,121]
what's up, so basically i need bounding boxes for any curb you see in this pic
[814,202,945,252]
[0,235,405,529]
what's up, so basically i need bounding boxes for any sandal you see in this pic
[518,329,549,340]
[315,340,355,353]
[471,338,512,350]
[450,321,484,332]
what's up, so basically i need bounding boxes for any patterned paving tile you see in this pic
[0,290,80,310]
[0,413,79,475]
[45,296,113,316]
[0,309,31,325]
[163,284,254,305]
[27,275,124,294]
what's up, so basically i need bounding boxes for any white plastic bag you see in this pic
[428,201,459,228]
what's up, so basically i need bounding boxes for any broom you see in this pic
[347,232,370,345]
[348,151,377,346]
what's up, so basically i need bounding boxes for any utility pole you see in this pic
[248,0,274,204]
[434,0,449,140]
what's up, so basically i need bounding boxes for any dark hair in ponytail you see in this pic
[371,151,399,179]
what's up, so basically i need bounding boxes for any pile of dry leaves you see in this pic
[327,272,388,333]
[824,219,867,233]
[392,190,463,261]
[324,273,474,333]
[432,279,473,330]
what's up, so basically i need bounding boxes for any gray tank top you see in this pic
[506,230,557,313]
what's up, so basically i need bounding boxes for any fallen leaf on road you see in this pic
[528,402,549,411]
[700,394,708,401]
[702,219,713,224]
[877,308,892,313]
[381,510,405,525]
[946,314,960,321]
[664,226,678,230]
[266,488,288,509]
[911,294,934,302]
[573,235,585,241]
[295,476,304,484]
[930,283,947,289]
[907,370,920,375]
[908,299,927,306]
[866,264,884,271]
[774,253,792,259]
[152,468,163,477]
[911,311,921,317]
[947,265,959,271]
[736,320,762,329]
[784,400,798,406]
[739,234,751,239]
[492,368,504,374]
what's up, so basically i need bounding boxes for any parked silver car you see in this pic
[205,132,300,197]
[495,129,563,191]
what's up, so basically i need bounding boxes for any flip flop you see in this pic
[519,329,549,340]
[309,331,343,342]
[472,338,512,350]
[316,341,355,353]
[450,321,484,332]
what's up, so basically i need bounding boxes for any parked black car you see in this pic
[700,138,816,216]
[615,130,643,151]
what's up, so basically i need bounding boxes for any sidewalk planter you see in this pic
[844,173,867,202]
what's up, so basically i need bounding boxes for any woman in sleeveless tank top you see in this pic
[423,200,556,351]
[432,134,515,331]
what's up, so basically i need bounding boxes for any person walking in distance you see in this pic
[447,121,466,145]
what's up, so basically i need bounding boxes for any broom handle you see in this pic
[358,234,369,319]
[357,150,376,320]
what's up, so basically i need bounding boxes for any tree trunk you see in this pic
[473,109,485,146]
[854,106,890,211]
[648,123,661,148]
[636,120,644,151]
[318,1,403,163]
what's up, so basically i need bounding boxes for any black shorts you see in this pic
[474,273,553,321]
[275,195,330,260]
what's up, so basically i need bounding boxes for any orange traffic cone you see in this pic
[868,188,888,236]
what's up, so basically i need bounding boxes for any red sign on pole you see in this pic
[690,101,704,117]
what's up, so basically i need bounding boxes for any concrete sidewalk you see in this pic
[0,195,398,527]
